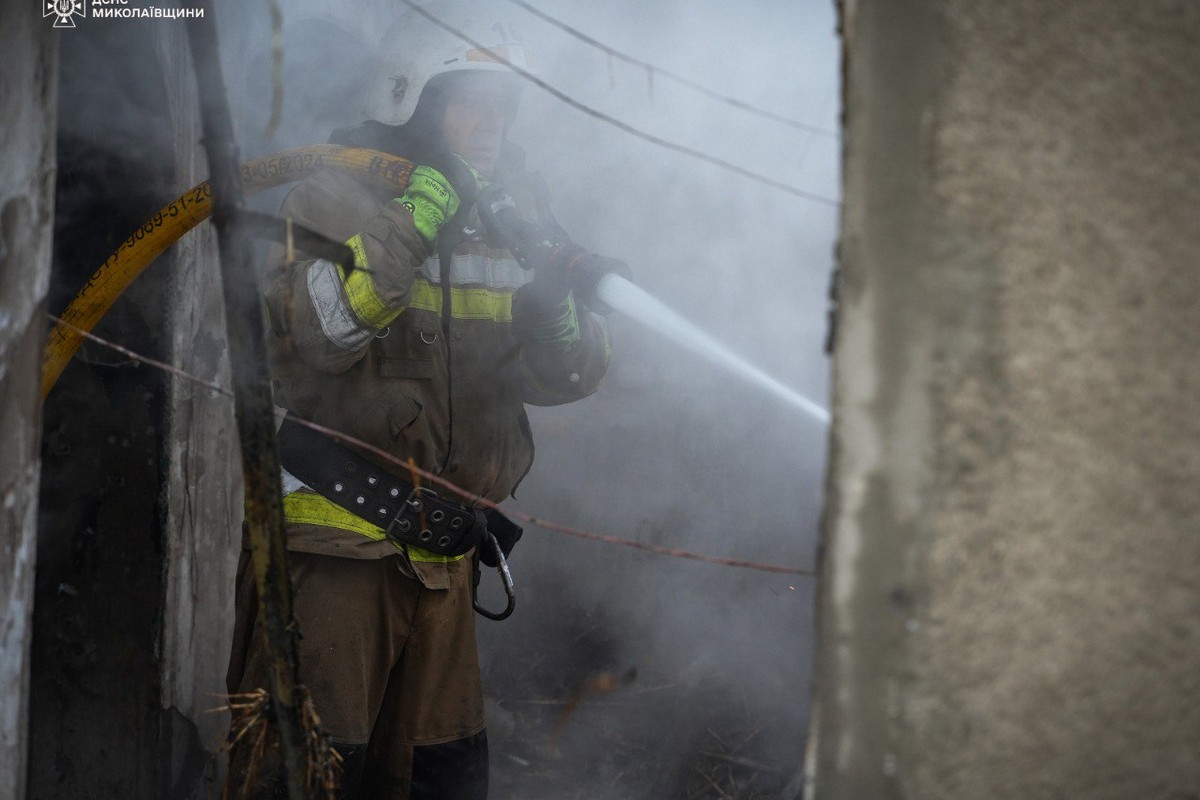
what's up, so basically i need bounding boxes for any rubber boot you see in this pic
[332,742,368,799]
[409,729,489,800]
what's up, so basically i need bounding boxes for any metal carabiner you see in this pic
[472,531,516,621]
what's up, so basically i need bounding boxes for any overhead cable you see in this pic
[501,0,839,138]
[49,314,816,578]
[397,0,840,208]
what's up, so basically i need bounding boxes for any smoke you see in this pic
[216,0,839,796]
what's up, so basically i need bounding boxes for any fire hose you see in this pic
[41,144,420,399]
[40,142,629,624]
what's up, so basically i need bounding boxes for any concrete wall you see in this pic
[811,1,1200,798]
[0,5,56,799]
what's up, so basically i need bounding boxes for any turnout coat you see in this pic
[262,126,611,588]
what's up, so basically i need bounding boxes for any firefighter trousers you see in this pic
[225,548,487,799]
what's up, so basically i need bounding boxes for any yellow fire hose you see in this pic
[42,145,417,399]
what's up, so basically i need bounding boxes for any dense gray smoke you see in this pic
[215,0,839,796]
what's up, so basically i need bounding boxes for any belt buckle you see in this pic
[386,487,472,554]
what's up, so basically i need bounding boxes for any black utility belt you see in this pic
[278,414,495,557]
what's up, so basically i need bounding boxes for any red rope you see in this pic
[47,314,816,577]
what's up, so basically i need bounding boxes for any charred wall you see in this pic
[30,16,176,799]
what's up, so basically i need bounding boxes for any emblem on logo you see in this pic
[45,0,85,28]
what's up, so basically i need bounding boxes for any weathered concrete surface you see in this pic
[0,5,56,799]
[811,1,1200,798]
[156,19,242,791]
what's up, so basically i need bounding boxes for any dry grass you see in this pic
[215,688,342,799]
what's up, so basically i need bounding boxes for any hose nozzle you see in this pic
[477,182,632,314]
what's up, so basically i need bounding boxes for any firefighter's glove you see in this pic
[394,165,460,248]
[512,254,583,352]
[394,158,485,249]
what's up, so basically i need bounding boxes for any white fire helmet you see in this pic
[364,1,531,126]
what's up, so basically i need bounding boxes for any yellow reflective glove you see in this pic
[395,165,460,247]
[394,156,488,249]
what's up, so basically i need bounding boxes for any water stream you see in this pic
[594,274,831,425]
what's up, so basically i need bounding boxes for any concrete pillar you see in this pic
[811,1,1200,798]
[0,4,56,799]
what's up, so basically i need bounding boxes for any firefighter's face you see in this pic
[440,73,520,177]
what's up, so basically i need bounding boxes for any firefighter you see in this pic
[224,2,612,797]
